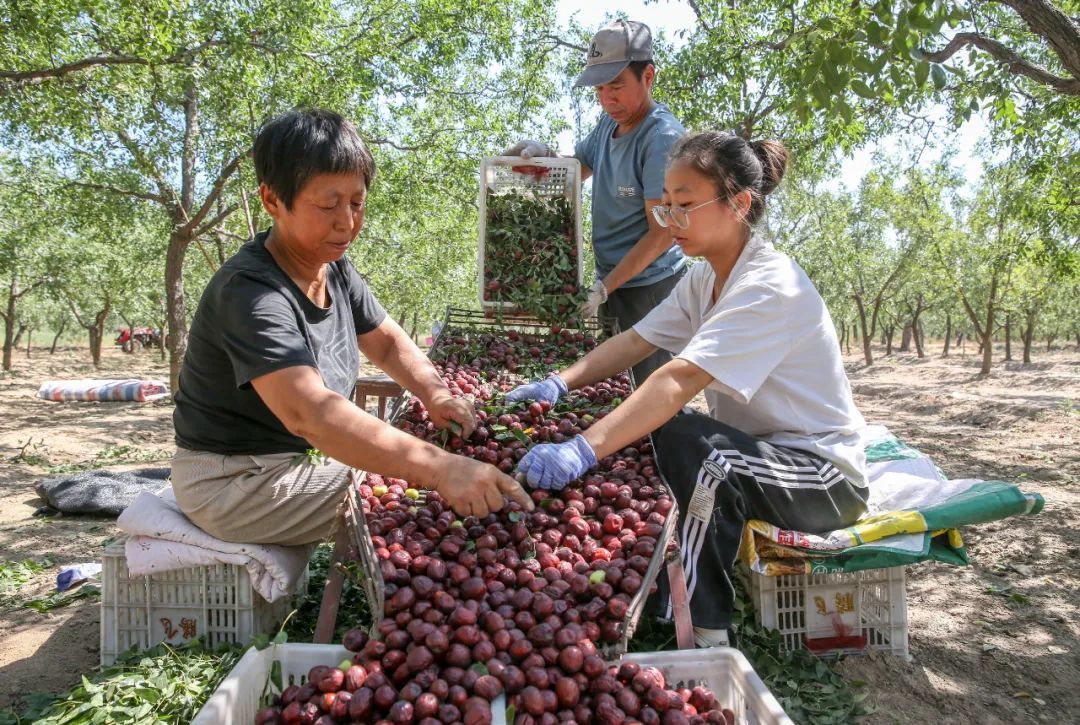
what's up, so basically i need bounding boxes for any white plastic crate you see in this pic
[622,648,792,725]
[100,540,295,665]
[194,644,508,725]
[749,566,909,659]
[198,644,782,725]
[477,155,584,313]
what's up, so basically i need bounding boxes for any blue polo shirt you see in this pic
[575,103,687,288]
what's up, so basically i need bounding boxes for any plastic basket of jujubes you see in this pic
[478,157,587,323]
[195,641,790,723]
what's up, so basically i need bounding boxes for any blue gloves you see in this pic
[505,374,568,405]
[517,435,597,490]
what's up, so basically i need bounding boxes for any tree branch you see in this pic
[0,55,148,92]
[193,203,239,239]
[180,149,250,236]
[13,280,45,301]
[111,126,179,210]
[368,138,422,152]
[997,0,1080,80]
[64,296,90,329]
[0,33,264,96]
[67,181,166,204]
[924,31,1080,95]
[686,1,714,32]
[538,34,587,54]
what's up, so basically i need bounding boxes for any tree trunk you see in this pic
[88,326,101,366]
[50,318,66,354]
[2,277,16,372]
[1004,312,1012,361]
[979,276,997,376]
[885,326,895,355]
[942,313,952,357]
[408,310,419,342]
[165,227,193,394]
[1021,310,1035,363]
[900,324,912,352]
[85,302,111,368]
[25,327,32,357]
[12,323,26,349]
[854,296,874,366]
[838,320,847,354]
[1046,335,1054,352]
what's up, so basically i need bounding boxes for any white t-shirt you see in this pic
[633,237,868,487]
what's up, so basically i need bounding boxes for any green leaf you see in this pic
[822,62,844,91]
[850,80,877,99]
[836,99,854,124]
[931,64,947,90]
[889,64,905,88]
[891,28,910,54]
[852,53,877,74]
[270,660,283,692]
[914,60,930,88]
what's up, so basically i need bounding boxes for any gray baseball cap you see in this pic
[574,20,653,88]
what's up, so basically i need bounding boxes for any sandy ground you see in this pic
[0,341,1077,722]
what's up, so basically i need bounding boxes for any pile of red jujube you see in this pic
[254,327,737,724]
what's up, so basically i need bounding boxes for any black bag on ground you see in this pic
[34,468,171,517]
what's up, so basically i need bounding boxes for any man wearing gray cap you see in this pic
[506,20,687,383]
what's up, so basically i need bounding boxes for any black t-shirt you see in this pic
[174,230,386,454]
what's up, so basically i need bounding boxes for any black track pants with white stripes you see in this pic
[649,413,869,630]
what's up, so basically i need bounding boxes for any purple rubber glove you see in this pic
[516,435,597,491]
[505,374,568,405]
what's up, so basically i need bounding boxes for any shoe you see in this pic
[693,626,730,648]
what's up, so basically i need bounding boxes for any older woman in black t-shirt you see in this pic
[171,109,531,546]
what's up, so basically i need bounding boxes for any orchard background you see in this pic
[0,1,1077,723]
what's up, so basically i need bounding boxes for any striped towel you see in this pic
[37,379,170,403]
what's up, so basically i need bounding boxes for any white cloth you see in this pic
[118,487,309,603]
[634,238,868,486]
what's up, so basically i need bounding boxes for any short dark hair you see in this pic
[253,108,376,210]
[627,59,655,80]
[669,132,790,226]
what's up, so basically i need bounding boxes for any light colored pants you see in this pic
[171,448,353,546]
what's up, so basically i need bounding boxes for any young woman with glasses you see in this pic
[503,131,870,646]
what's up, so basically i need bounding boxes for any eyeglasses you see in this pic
[651,197,723,229]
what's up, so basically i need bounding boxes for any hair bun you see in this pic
[750,139,789,196]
